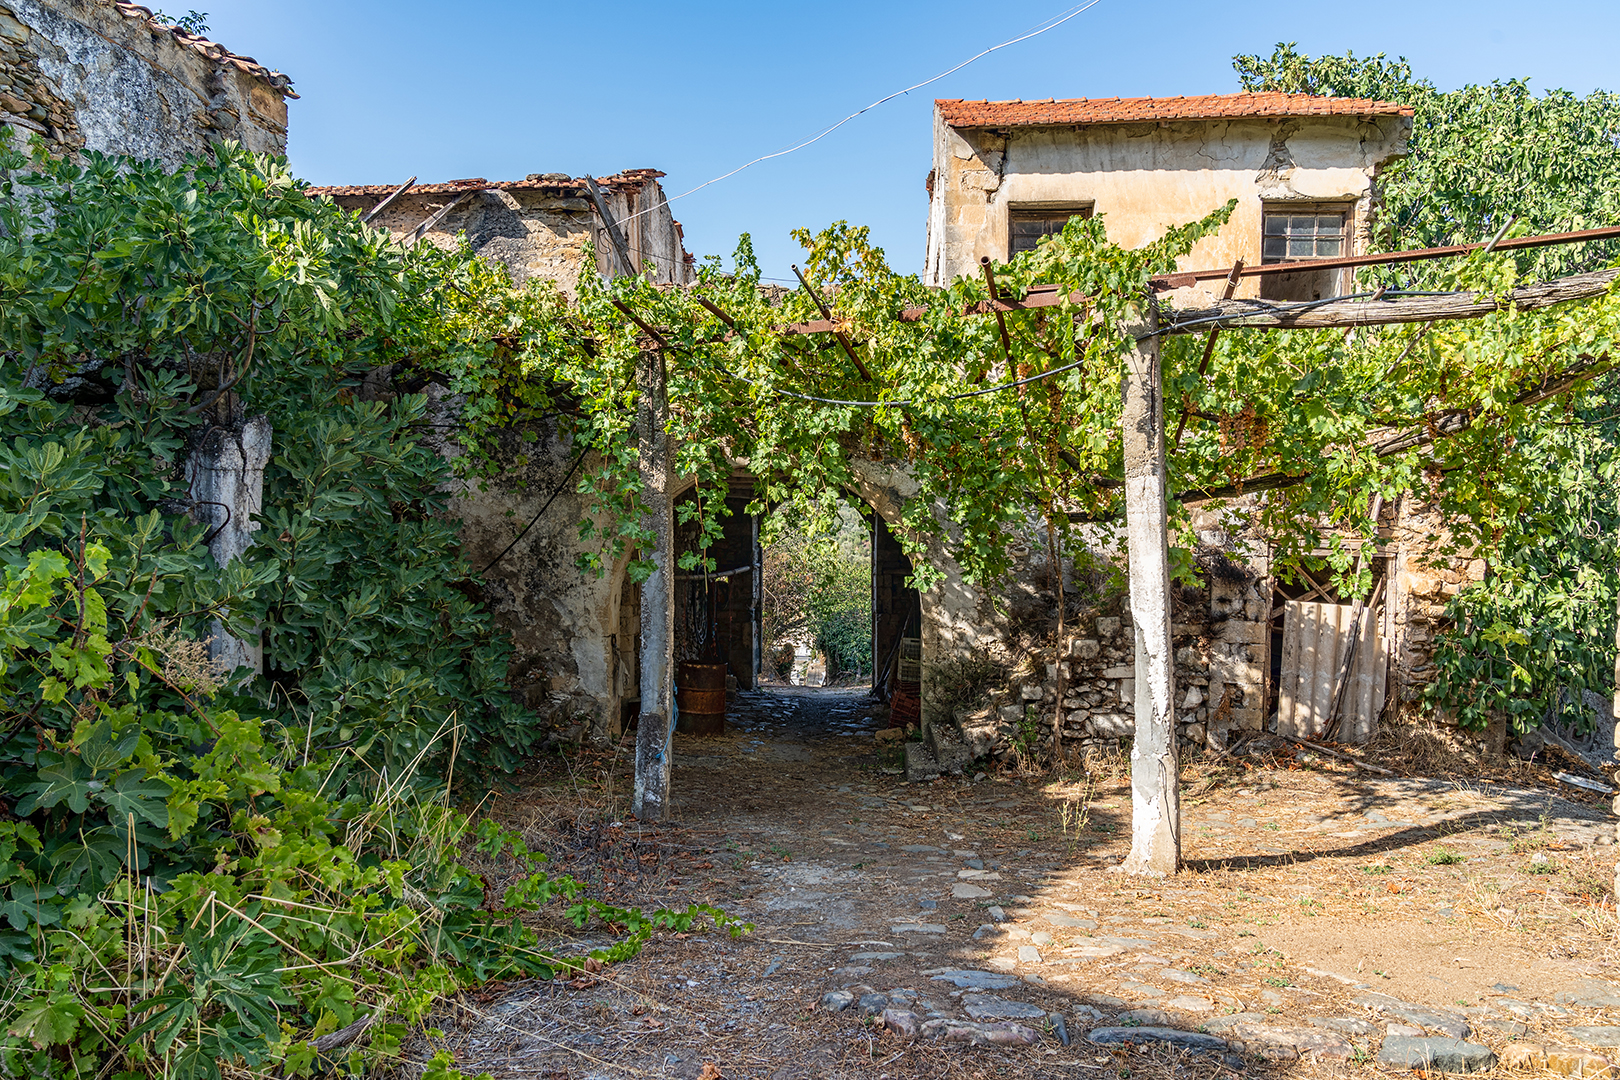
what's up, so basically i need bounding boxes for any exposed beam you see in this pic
[1153,224,1620,290]
[585,176,638,278]
[1163,268,1619,333]
[360,176,416,224]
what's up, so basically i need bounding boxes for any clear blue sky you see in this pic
[195,0,1618,282]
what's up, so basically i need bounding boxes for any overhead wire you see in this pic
[601,0,1108,235]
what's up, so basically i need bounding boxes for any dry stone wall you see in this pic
[954,547,1271,763]
[0,0,291,163]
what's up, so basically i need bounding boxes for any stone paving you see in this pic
[477,685,1620,1076]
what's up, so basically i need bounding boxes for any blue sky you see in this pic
[194,1,1619,282]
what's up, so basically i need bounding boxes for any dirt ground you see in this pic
[428,686,1620,1080]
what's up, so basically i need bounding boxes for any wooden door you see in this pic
[1276,601,1387,743]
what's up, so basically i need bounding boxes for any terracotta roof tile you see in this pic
[111,2,296,97]
[935,92,1412,128]
[306,169,665,200]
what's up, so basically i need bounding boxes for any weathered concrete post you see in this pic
[1118,306,1179,875]
[185,416,272,673]
[1612,581,1619,892]
[633,349,676,821]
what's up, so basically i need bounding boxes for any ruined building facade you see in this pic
[0,0,292,161]
[309,171,695,293]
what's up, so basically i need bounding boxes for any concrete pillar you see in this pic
[184,416,272,673]
[1118,309,1180,876]
[633,349,675,821]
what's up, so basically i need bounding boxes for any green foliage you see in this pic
[760,511,872,679]
[1426,422,1620,733]
[1238,45,1620,729]
[0,132,750,1078]
[1235,42,1620,281]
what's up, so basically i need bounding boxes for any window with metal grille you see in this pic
[1262,210,1346,262]
[1009,205,1093,257]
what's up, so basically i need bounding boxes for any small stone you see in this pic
[1018,945,1042,963]
[963,994,1049,1020]
[971,924,997,941]
[1378,1036,1497,1073]
[1166,995,1215,1013]
[890,924,948,934]
[820,990,854,1012]
[953,883,993,899]
[1558,982,1620,1010]
[1389,1023,1426,1037]
[1048,1012,1071,1046]
[1568,1028,1620,1048]
[1546,1049,1614,1077]
[1227,1023,1353,1062]
[1118,1009,1175,1027]
[1159,967,1210,985]
[881,1008,919,1038]
[987,905,1007,923]
[1311,1016,1378,1036]
[858,992,889,1015]
[928,969,1021,990]
[928,1018,1040,1046]
[1030,931,1053,946]
[919,898,938,909]
[1047,914,1097,929]
[1501,1042,1548,1070]
[1089,1026,1230,1053]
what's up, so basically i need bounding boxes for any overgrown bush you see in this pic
[0,133,747,1079]
[760,522,872,680]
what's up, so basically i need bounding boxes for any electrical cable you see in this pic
[477,445,588,574]
[604,0,1107,234]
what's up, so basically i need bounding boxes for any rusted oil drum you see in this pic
[676,662,727,735]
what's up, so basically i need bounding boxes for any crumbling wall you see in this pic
[1,0,291,162]
[854,454,1271,759]
[311,172,694,296]
[953,543,1271,763]
[438,409,636,745]
[1386,493,1486,711]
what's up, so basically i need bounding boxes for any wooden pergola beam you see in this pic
[1164,269,1619,333]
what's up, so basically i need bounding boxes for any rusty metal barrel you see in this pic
[675,661,727,735]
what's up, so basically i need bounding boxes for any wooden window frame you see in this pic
[1008,204,1094,258]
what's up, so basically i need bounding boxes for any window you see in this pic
[1260,204,1350,302]
[1009,205,1093,257]
[1262,210,1346,262]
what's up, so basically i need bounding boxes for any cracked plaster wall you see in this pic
[1,0,287,164]
[436,408,638,744]
[926,111,1409,305]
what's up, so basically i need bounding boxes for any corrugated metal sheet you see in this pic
[1276,601,1386,743]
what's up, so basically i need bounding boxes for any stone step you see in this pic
[904,740,942,781]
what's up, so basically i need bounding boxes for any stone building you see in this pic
[308,171,695,293]
[0,0,293,162]
[925,93,1412,305]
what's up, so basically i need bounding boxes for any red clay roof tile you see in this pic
[111,1,296,97]
[935,92,1412,128]
[305,169,666,200]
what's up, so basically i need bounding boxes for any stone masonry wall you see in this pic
[312,172,693,297]
[955,546,1271,763]
[1,0,291,163]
